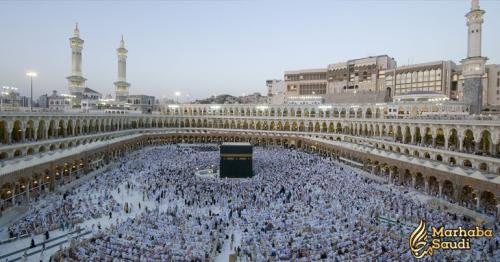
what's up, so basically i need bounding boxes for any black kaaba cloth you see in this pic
[220,142,253,178]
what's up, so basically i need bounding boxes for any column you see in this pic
[411,175,416,189]
[399,170,405,186]
[44,123,49,139]
[49,172,55,191]
[458,136,464,151]
[11,185,16,205]
[444,137,449,150]
[496,197,500,218]
[438,181,443,198]
[474,139,481,153]
[453,184,461,203]
[39,178,43,194]
[475,190,481,211]
[491,142,498,156]
[21,129,26,143]
[34,126,39,141]
[26,182,30,203]
[6,124,12,144]
[424,180,429,194]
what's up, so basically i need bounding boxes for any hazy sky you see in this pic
[0,0,498,101]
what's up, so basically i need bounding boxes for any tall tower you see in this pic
[461,0,487,114]
[114,35,130,102]
[66,23,87,107]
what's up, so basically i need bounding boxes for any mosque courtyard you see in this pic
[0,144,498,261]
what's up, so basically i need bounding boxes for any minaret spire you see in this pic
[471,0,479,10]
[120,34,125,48]
[74,22,80,36]
[461,0,487,114]
[67,23,86,108]
[114,35,130,101]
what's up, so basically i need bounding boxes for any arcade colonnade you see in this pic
[0,131,499,217]
[1,112,500,174]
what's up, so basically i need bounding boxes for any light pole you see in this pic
[175,91,181,104]
[26,71,37,112]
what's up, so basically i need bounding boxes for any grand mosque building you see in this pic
[0,1,499,260]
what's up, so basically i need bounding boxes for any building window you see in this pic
[299,83,327,95]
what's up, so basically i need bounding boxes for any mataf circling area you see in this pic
[1,145,499,261]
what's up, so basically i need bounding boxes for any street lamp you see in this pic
[175,91,181,104]
[26,71,37,112]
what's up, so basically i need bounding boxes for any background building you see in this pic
[126,95,155,113]
[37,94,49,109]
[0,86,20,111]
[386,61,456,102]
[81,87,102,112]
[267,79,286,105]
[283,55,396,104]
[48,90,73,111]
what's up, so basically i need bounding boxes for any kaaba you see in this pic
[220,142,253,178]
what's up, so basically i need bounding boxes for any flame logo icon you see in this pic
[409,220,433,258]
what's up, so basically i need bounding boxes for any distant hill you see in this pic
[193,93,268,104]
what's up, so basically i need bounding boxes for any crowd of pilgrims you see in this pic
[5,144,500,261]
[8,170,122,238]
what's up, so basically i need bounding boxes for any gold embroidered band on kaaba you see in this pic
[220,153,252,157]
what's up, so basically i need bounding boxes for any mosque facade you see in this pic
[0,0,499,228]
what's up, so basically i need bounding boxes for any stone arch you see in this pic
[365,108,372,118]
[14,149,22,157]
[448,128,458,150]
[442,180,454,200]
[349,108,355,118]
[11,120,23,143]
[340,109,346,118]
[463,129,475,152]
[463,159,472,168]
[27,147,35,155]
[0,120,9,144]
[57,119,65,137]
[25,120,35,141]
[0,152,8,160]
[428,176,439,196]
[435,128,445,147]
[415,172,424,190]
[478,162,488,172]
[48,119,57,137]
[460,185,475,207]
[479,191,497,213]
[479,130,492,155]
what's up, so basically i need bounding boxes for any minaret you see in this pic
[114,35,130,102]
[66,23,87,107]
[461,0,487,114]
